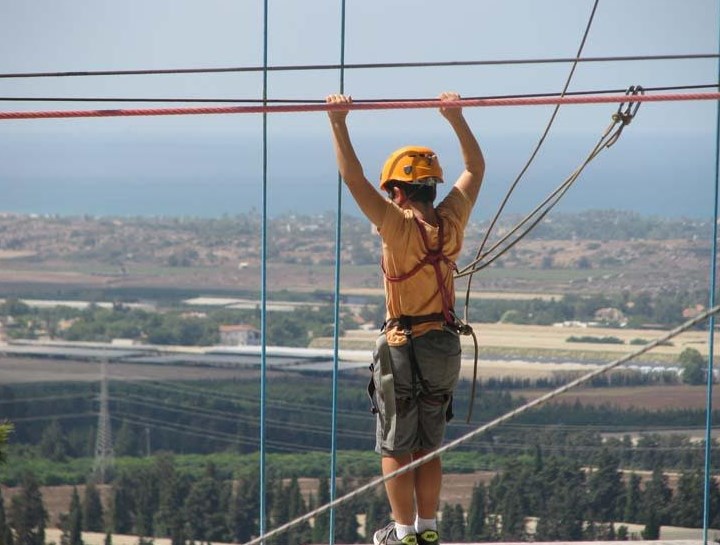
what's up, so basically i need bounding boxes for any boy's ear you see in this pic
[392,186,406,204]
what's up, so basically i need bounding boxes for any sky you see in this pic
[0,0,718,219]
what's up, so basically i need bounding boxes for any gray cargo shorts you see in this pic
[368,327,461,456]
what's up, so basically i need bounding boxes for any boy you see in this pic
[326,92,485,545]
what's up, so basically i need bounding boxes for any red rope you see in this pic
[0,92,718,120]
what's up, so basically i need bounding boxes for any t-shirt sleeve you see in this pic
[377,201,409,242]
[438,186,473,230]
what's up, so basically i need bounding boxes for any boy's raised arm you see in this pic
[326,94,387,227]
[438,91,485,206]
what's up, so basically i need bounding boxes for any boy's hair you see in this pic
[385,181,437,204]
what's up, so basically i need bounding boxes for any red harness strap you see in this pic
[382,216,457,326]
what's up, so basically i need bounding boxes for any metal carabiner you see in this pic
[614,85,644,125]
[607,84,644,148]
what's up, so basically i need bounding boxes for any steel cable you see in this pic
[456,91,642,277]
[0,53,716,79]
[0,91,717,120]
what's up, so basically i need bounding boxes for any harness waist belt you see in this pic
[385,312,448,332]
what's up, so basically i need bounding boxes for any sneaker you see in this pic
[373,522,417,545]
[417,529,439,545]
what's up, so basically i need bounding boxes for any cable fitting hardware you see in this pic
[605,84,644,148]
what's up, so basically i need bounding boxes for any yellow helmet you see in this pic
[379,146,444,191]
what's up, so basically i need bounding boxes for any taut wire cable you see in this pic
[259,0,270,536]
[329,0,348,541]
[702,16,720,545]
[0,91,717,120]
[0,53,717,79]
[462,0,599,324]
[242,304,720,545]
[0,83,715,103]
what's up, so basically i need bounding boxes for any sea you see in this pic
[1,130,716,219]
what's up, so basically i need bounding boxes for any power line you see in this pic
[111,411,320,453]
[110,393,372,441]
[124,377,369,420]
[10,412,96,423]
[0,53,716,80]
[0,392,94,405]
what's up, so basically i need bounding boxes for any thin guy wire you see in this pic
[463,0,600,322]
[0,53,717,79]
[459,124,612,274]
[703,17,720,544]
[241,305,720,545]
[330,1,347,540]
[259,0,270,536]
[0,83,715,104]
[456,111,624,277]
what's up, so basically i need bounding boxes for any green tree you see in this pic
[184,463,229,543]
[228,473,259,543]
[333,478,360,544]
[679,348,706,385]
[132,467,158,537]
[311,476,330,544]
[640,466,672,536]
[488,460,531,541]
[440,504,457,541]
[465,483,486,541]
[9,472,47,545]
[110,473,134,534]
[152,454,186,544]
[623,472,642,523]
[0,422,12,466]
[113,420,140,457]
[61,487,83,545]
[641,510,661,540]
[364,490,389,544]
[0,494,14,545]
[586,450,623,522]
[38,420,72,462]
[285,477,311,545]
[82,482,104,533]
[670,469,704,527]
[534,457,585,542]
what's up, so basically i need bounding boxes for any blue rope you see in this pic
[703,13,720,544]
[259,0,269,537]
[329,1,347,542]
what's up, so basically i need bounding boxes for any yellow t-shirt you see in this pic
[377,186,473,346]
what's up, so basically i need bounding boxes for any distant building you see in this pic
[594,307,627,326]
[683,304,705,319]
[219,324,261,346]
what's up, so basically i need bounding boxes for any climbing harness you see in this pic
[380,216,481,423]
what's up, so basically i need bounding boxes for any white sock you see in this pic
[415,516,437,533]
[395,523,416,538]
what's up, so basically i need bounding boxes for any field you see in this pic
[532,384,720,411]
